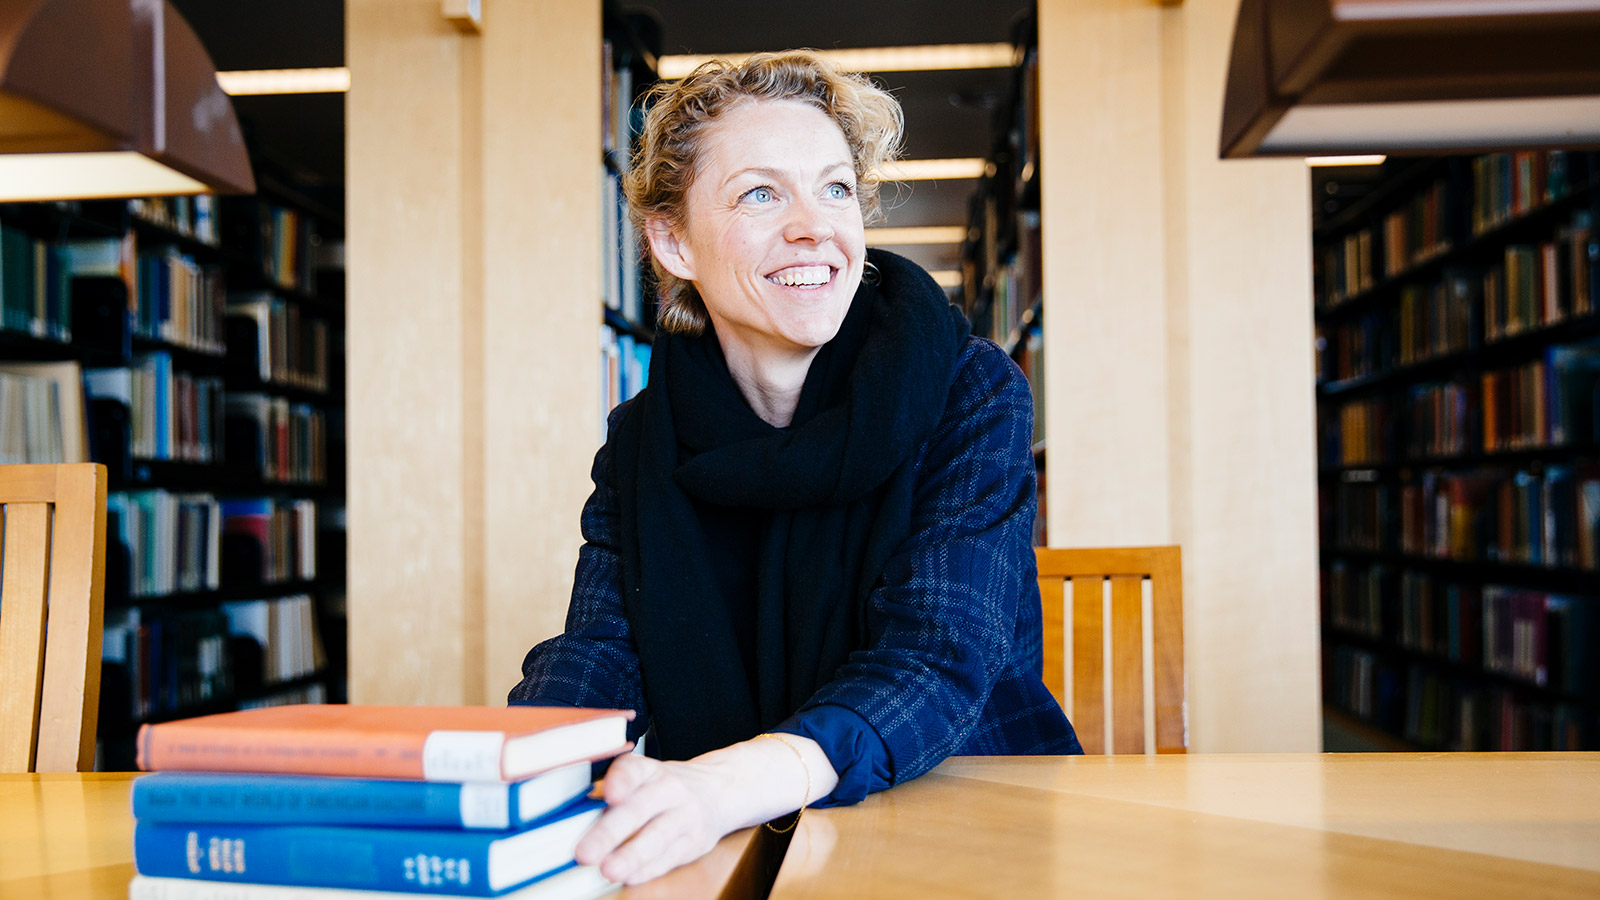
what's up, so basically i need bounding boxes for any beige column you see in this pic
[347,0,600,705]
[1038,0,1321,752]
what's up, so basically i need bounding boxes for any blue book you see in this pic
[134,798,604,896]
[132,762,593,830]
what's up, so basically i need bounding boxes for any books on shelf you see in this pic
[227,292,331,391]
[131,762,593,830]
[221,498,318,585]
[599,325,650,423]
[0,360,89,463]
[103,605,232,720]
[86,353,226,464]
[225,393,326,484]
[223,594,326,686]
[108,489,223,598]
[136,705,635,781]
[135,244,227,354]
[0,222,72,341]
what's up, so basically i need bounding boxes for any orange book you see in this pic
[137,704,634,782]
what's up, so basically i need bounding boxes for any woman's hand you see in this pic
[574,734,838,885]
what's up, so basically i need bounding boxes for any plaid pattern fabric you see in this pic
[509,336,1080,779]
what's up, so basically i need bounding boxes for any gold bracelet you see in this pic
[754,733,810,834]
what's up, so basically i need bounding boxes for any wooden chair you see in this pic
[1036,546,1186,755]
[0,464,108,772]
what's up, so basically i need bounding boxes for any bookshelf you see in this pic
[0,182,347,770]
[1314,150,1600,751]
[959,16,1045,545]
[598,5,659,427]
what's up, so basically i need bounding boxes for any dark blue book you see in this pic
[133,798,604,896]
[131,762,593,830]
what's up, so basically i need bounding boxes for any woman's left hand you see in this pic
[574,734,838,885]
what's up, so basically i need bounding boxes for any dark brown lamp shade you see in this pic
[0,0,254,200]
[1220,0,1600,159]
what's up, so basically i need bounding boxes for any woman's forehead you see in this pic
[695,99,852,176]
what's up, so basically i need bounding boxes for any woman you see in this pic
[509,50,1080,885]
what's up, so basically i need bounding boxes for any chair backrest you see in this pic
[1036,546,1186,755]
[0,463,108,772]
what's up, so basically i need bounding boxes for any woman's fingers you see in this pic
[575,761,683,865]
[600,810,706,885]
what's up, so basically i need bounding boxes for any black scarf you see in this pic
[610,248,970,761]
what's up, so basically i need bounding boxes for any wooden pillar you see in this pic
[347,0,600,705]
[1038,0,1320,752]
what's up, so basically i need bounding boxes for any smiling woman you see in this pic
[508,50,1081,887]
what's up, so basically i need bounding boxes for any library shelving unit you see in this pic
[1313,150,1600,751]
[959,16,1045,545]
[598,3,660,427]
[0,178,347,771]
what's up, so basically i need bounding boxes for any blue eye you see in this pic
[745,186,775,203]
[826,182,853,200]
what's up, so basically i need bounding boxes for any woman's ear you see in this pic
[644,218,696,282]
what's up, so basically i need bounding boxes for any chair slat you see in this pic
[1150,547,1187,753]
[1109,574,1145,755]
[36,465,107,772]
[1038,576,1066,712]
[0,503,53,773]
[1071,575,1105,755]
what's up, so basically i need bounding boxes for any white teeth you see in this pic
[768,265,831,287]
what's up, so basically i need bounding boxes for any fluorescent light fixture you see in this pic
[1305,155,1387,167]
[659,43,1015,79]
[879,158,986,181]
[216,67,351,96]
[929,269,962,288]
[865,226,966,245]
[1220,0,1600,158]
[0,152,208,201]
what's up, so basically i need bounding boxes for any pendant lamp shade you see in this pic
[1220,0,1600,159]
[0,0,255,201]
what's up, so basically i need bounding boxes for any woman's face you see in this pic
[650,99,866,365]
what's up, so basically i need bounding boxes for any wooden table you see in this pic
[6,754,1600,899]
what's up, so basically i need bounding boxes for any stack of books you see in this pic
[127,705,635,900]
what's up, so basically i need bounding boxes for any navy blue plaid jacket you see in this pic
[510,336,1081,804]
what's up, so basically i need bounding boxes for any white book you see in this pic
[128,865,617,900]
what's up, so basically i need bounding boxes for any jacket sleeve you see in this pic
[781,339,1039,790]
[507,417,650,741]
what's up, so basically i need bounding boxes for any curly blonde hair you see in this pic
[624,50,905,336]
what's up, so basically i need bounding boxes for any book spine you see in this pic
[137,724,441,780]
[131,774,496,829]
[135,822,501,896]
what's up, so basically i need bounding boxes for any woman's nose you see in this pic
[783,196,835,243]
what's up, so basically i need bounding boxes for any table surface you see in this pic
[5,753,1600,900]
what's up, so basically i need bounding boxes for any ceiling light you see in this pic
[865,226,966,245]
[1220,0,1600,158]
[879,158,986,181]
[928,270,962,288]
[216,67,351,96]
[1305,155,1387,167]
[0,0,254,201]
[659,43,1016,79]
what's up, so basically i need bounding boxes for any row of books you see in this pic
[101,594,330,721]
[221,497,320,585]
[1320,178,1451,306]
[130,195,221,246]
[0,363,78,464]
[109,490,223,599]
[0,222,73,341]
[227,293,333,392]
[1471,150,1583,237]
[1014,324,1045,448]
[1323,565,1596,693]
[600,170,645,326]
[222,593,327,687]
[983,213,1043,346]
[133,244,228,354]
[600,36,638,158]
[599,325,650,424]
[1482,214,1596,341]
[128,705,630,899]
[227,392,329,484]
[1319,338,1600,465]
[246,201,320,295]
[1326,646,1592,750]
[87,354,227,464]
[1323,465,1600,568]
